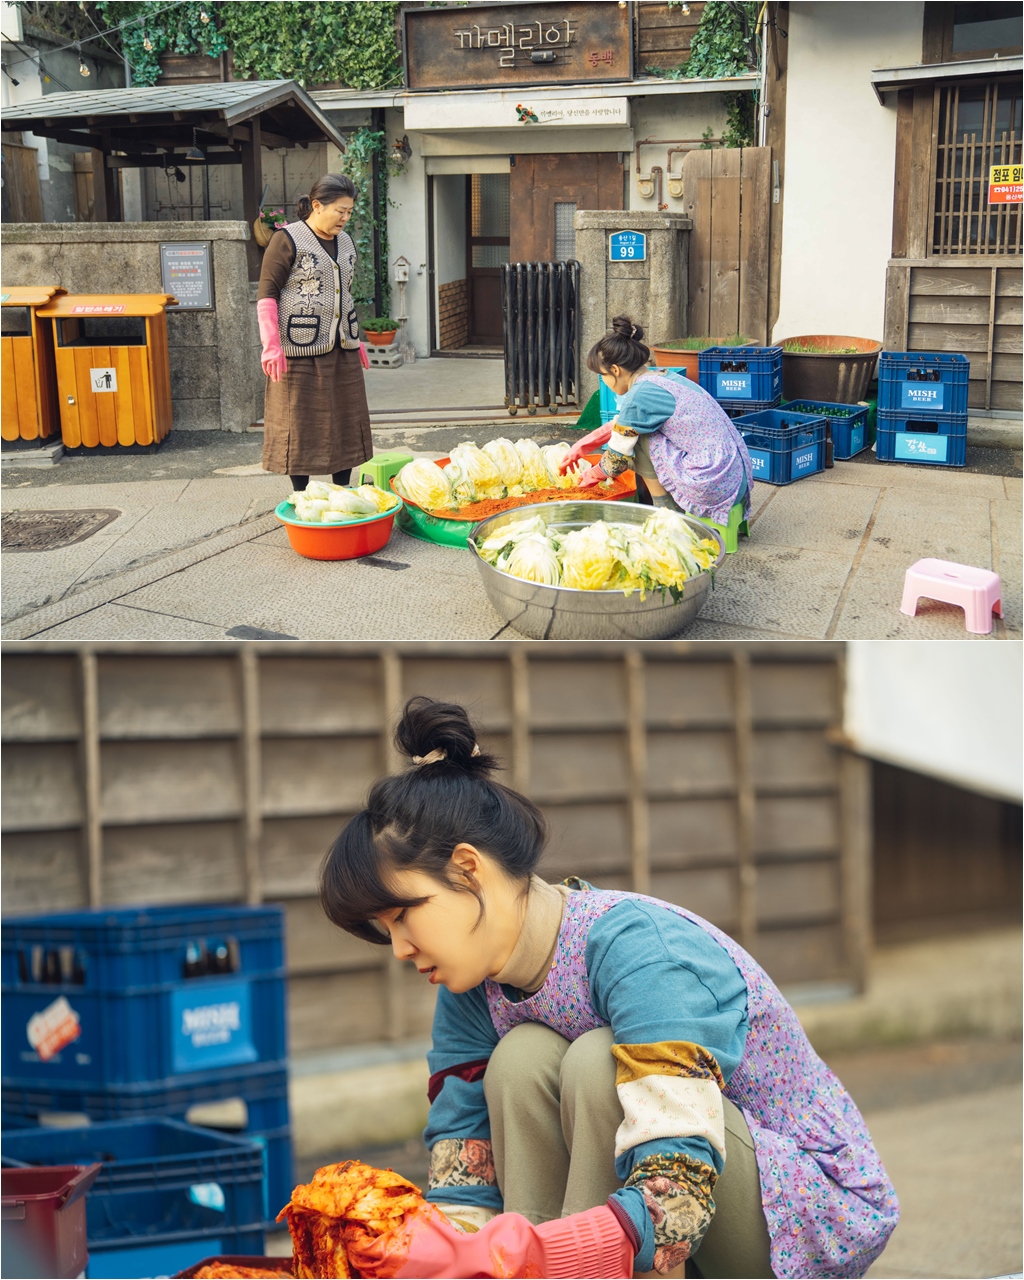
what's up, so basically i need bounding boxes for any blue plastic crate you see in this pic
[875,411,967,467]
[877,352,969,417]
[2,1066,292,1223]
[699,346,782,404]
[1,1118,264,1279]
[598,377,620,425]
[2,905,287,1089]
[733,408,828,485]
[718,395,782,420]
[782,399,870,459]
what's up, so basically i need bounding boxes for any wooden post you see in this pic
[90,147,120,223]
[839,749,873,994]
[239,648,263,907]
[380,648,407,1041]
[985,266,998,411]
[732,650,758,950]
[241,115,263,281]
[625,650,650,895]
[79,649,103,907]
[509,649,531,796]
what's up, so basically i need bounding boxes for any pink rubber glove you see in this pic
[576,461,611,488]
[359,341,371,370]
[560,421,614,473]
[256,297,287,382]
[347,1201,633,1279]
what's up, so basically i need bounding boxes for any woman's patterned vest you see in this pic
[484,887,899,1280]
[277,220,359,359]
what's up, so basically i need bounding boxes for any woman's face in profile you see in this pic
[310,195,355,237]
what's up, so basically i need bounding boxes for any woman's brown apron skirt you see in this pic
[262,346,373,475]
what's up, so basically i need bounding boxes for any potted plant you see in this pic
[778,335,882,403]
[649,334,753,380]
[363,317,401,347]
[253,206,288,248]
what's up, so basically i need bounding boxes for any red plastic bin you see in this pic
[1,1164,101,1279]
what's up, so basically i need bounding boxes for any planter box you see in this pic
[779,336,881,404]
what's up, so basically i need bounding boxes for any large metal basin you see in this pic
[469,501,725,640]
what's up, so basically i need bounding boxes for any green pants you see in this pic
[483,1022,774,1279]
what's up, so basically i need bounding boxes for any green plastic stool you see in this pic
[355,451,413,491]
[690,501,749,554]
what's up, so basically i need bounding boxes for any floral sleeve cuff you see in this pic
[619,1152,718,1275]
[426,1137,504,1212]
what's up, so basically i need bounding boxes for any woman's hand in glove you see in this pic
[359,342,371,370]
[560,422,614,473]
[576,461,611,488]
[346,1201,634,1280]
[256,298,287,382]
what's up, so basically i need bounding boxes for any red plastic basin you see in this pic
[274,501,398,560]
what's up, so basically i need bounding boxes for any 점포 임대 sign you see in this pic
[609,231,646,261]
[160,242,213,309]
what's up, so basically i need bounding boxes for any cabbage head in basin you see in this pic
[394,458,454,510]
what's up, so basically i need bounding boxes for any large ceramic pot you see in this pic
[779,335,882,403]
[650,346,699,378]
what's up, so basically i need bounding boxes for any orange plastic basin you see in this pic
[274,501,398,560]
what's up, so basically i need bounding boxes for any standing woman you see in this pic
[319,698,899,1280]
[256,173,373,492]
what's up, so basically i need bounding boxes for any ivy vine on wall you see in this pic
[338,127,393,317]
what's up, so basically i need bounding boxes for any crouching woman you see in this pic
[319,697,899,1280]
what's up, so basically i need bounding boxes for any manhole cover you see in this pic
[1,509,120,552]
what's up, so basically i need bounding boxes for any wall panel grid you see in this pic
[1,643,868,1053]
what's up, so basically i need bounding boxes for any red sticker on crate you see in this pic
[70,304,127,314]
[27,995,82,1061]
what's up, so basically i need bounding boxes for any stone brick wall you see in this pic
[438,278,468,349]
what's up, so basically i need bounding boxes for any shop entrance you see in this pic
[467,174,510,346]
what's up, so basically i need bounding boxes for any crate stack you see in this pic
[699,345,783,418]
[782,400,870,460]
[876,352,969,467]
[731,406,828,485]
[1,905,292,1232]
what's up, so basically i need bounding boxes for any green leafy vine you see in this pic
[338,128,391,316]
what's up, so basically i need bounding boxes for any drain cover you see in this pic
[1,509,120,552]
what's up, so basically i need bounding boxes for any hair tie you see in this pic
[630,325,637,338]
[412,744,481,766]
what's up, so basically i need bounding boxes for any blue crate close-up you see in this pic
[2,905,287,1090]
[875,411,967,467]
[782,399,870,459]
[699,346,782,404]
[1,1117,265,1279]
[1,1064,293,1224]
[733,408,828,485]
[877,351,969,417]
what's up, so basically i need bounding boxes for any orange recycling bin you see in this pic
[1,286,66,446]
[37,293,178,450]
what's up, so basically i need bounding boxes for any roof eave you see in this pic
[870,53,1023,103]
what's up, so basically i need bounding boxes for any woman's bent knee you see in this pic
[559,1026,616,1094]
[484,1023,569,1102]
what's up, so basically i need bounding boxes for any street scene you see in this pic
[1,1,1020,641]
[1,3,1022,1280]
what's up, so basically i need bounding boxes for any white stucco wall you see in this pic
[845,641,1023,803]
[628,95,730,212]
[385,108,431,356]
[433,175,467,288]
[772,1,924,343]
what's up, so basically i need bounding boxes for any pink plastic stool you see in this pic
[900,558,1003,634]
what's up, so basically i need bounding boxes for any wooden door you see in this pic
[1,139,43,223]
[467,174,509,345]
[509,153,624,262]
[682,147,772,343]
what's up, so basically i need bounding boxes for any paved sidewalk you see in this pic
[2,425,1020,640]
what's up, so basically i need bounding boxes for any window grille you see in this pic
[554,202,577,261]
[932,79,1021,255]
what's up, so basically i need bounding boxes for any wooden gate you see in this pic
[682,146,772,344]
[1,642,869,1057]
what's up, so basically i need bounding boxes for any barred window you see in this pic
[932,79,1021,255]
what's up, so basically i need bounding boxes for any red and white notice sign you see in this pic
[988,164,1023,205]
[27,996,82,1061]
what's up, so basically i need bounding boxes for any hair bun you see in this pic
[611,314,644,343]
[395,696,497,774]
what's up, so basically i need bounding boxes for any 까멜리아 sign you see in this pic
[609,231,647,261]
[988,164,1023,205]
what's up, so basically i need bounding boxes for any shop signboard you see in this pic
[988,164,1023,205]
[609,230,647,261]
[160,241,214,310]
[404,1,633,91]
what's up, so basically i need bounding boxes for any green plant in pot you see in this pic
[778,335,882,403]
[650,334,753,380]
[363,317,401,346]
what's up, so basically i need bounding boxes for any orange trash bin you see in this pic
[36,293,178,450]
[1,286,66,447]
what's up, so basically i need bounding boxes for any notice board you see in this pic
[160,242,214,310]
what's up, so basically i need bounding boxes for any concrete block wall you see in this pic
[0,221,262,432]
[437,278,469,349]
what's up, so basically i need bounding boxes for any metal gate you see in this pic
[501,260,581,415]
